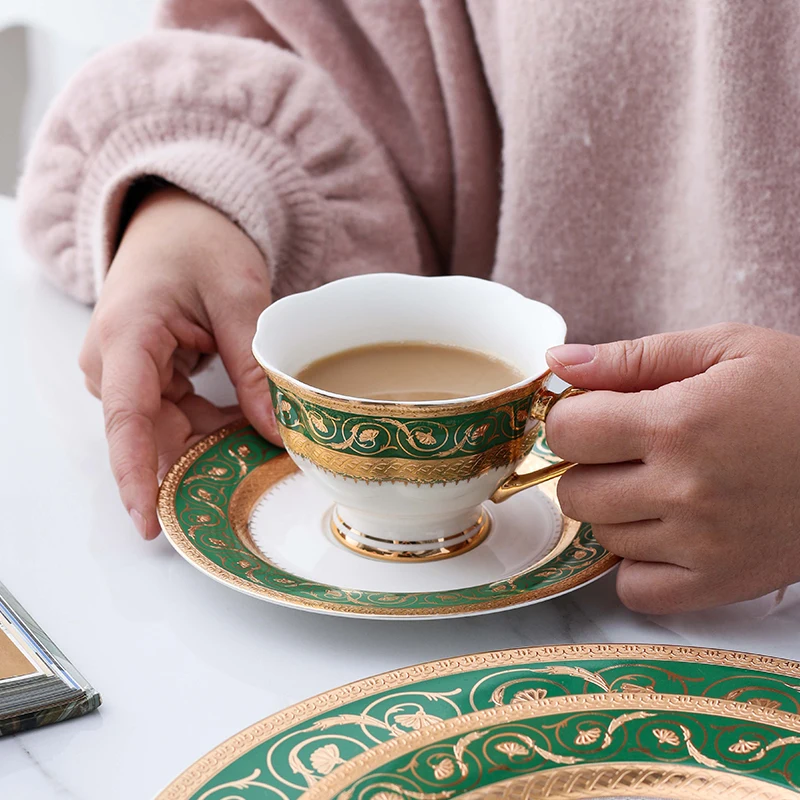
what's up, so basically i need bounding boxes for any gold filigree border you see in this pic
[462,763,797,800]
[305,693,800,800]
[157,421,617,620]
[267,373,541,417]
[155,645,800,800]
[279,425,532,483]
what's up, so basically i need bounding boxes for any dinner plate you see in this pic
[156,644,800,799]
[157,422,618,619]
[307,693,800,800]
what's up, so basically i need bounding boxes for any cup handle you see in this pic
[491,377,587,504]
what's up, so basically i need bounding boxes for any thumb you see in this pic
[214,301,282,446]
[545,325,736,392]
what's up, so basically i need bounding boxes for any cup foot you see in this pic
[330,507,492,563]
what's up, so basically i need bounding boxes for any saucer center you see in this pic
[246,471,564,594]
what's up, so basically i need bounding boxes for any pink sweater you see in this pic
[17,1,800,343]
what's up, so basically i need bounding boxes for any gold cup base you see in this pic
[330,510,492,563]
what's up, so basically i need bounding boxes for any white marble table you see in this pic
[0,193,798,799]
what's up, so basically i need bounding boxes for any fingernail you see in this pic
[547,344,596,367]
[130,508,148,539]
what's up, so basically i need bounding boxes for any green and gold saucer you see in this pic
[157,422,618,619]
[157,644,800,799]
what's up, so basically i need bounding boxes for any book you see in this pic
[0,581,100,735]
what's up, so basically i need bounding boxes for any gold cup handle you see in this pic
[491,380,587,504]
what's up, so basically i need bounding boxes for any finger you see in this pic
[162,371,194,404]
[79,321,103,389]
[591,520,682,566]
[101,338,170,540]
[178,394,241,434]
[212,290,280,445]
[546,323,741,392]
[545,390,651,463]
[615,559,701,614]
[173,347,202,377]
[154,396,241,479]
[85,376,101,399]
[557,463,661,524]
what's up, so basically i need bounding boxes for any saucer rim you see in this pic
[157,420,620,618]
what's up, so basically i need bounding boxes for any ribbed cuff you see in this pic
[75,110,328,298]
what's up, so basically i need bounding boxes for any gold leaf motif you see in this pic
[724,688,747,701]
[761,735,800,754]
[682,725,722,768]
[308,412,329,433]
[495,741,529,757]
[653,728,681,747]
[395,710,443,730]
[467,423,489,442]
[511,688,548,704]
[531,744,582,765]
[530,666,611,693]
[618,682,651,694]
[309,744,345,775]
[358,429,380,444]
[574,727,602,746]
[197,489,212,500]
[413,429,437,446]
[208,538,226,548]
[280,400,292,414]
[454,731,488,775]
[747,697,781,710]
[729,739,761,754]
[237,445,251,457]
[209,466,227,476]
[237,560,252,569]
[597,711,656,749]
[516,409,529,423]
[195,514,211,523]
[433,758,455,780]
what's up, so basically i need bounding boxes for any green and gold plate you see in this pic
[157,644,800,799]
[157,422,619,619]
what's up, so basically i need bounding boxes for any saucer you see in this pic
[156,644,800,799]
[157,421,618,619]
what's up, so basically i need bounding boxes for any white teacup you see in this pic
[252,274,576,562]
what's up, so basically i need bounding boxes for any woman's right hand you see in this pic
[79,187,280,539]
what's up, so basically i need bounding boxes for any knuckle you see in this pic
[104,405,151,441]
[668,474,718,522]
[238,358,268,395]
[712,321,750,340]
[645,394,702,459]
[84,376,101,399]
[78,341,94,376]
[616,571,670,615]
[588,522,616,551]
[543,409,568,457]
[556,475,581,519]
[113,460,154,492]
[94,309,121,345]
[616,337,648,377]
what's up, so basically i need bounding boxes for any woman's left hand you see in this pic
[545,323,800,614]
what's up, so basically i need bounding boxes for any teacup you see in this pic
[252,274,579,562]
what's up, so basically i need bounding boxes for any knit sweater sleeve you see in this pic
[16,26,427,303]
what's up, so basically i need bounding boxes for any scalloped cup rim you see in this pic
[252,274,567,409]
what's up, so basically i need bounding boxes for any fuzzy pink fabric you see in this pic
[16,1,800,343]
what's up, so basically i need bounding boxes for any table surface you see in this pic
[1,194,799,799]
